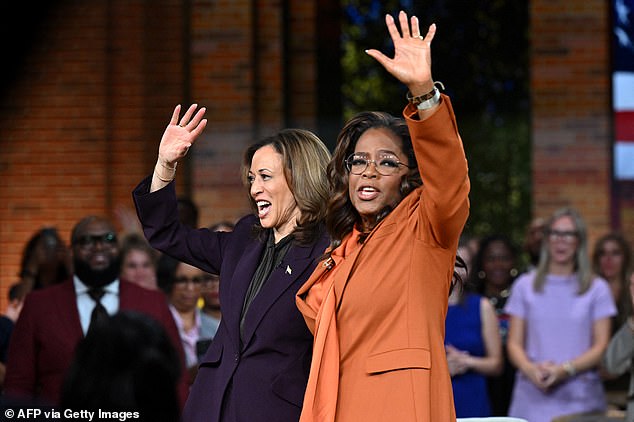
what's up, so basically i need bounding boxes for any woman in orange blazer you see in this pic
[296,11,470,422]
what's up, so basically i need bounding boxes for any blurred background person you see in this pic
[4,215,187,407]
[523,217,546,272]
[505,207,616,422]
[19,227,72,294]
[603,272,634,422]
[0,283,26,390]
[198,221,235,345]
[592,232,632,413]
[177,197,200,228]
[60,311,181,422]
[120,233,159,291]
[470,233,519,415]
[592,232,632,331]
[445,254,502,417]
[157,254,206,385]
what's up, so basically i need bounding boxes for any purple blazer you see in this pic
[4,279,187,406]
[133,177,329,422]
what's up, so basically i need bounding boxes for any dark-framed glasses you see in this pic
[174,275,209,285]
[548,229,578,242]
[75,232,117,249]
[345,153,410,176]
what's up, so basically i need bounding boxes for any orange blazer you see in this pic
[297,96,470,422]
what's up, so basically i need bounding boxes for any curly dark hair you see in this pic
[325,111,422,251]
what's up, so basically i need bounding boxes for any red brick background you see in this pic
[0,0,627,311]
[0,0,321,310]
[530,0,614,246]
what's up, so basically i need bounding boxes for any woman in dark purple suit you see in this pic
[133,104,331,422]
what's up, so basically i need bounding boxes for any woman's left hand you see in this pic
[365,10,435,96]
[541,361,569,389]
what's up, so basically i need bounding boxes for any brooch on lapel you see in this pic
[322,257,334,270]
[285,265,292,275]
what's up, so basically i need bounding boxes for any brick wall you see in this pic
[530,0,613,245]
[0,0,322,311]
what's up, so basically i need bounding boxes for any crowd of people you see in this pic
[0,10,633,422]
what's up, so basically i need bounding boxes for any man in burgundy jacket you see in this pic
[3,216,188,407]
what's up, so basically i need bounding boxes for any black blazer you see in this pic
[133,177,328,422]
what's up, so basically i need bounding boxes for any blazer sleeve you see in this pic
[132,176,229,274]
[404,95,470,249]
[4,295,38,398]
[603,321,634,376]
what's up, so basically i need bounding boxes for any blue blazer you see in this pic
[133,177,329,422]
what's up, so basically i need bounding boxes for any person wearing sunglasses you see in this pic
[296,11,470,421]
[4,215,188,407]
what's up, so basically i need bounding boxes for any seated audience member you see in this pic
[19,227,72,293]
[446,254,503,417]
[4,215,188,407]
[120,233,159,290]
[157,254,206,384]
[60,311,181,422]
[0,283,26,389]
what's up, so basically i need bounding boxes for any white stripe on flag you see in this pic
[614,72,634,111]
[615,141,634,180]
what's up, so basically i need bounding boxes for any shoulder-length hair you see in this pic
[326,111,422,251]
[534,207,592,294]
[592,232,631,283]
[241,128,331,245]
[469,234,518,295]
[592,232,632,324]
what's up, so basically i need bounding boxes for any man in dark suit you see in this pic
[3,216,187,406]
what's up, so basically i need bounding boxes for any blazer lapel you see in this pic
[240,241,319,349]
[55,280,84,341]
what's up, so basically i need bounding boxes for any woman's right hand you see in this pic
[523,361,551,392]
[158,104,207,167]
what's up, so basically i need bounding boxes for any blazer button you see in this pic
[234,353,240,363]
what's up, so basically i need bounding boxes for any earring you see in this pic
[510,268,518,277]
[399,178,411,196]
[478,270,486,279]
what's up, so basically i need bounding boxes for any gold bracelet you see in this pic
[155,172,174,183]
[154,160,176,183]
[158,160,177,171]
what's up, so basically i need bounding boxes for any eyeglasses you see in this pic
[345,153,410,176]
[75,232,117,249]
[548,230,578,242]
[174,275,214,285]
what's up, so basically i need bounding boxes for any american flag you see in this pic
[614,0,634,179]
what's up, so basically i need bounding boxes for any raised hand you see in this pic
[365,11,435,97]
[158,104,208,167]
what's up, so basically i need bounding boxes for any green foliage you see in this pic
[341,0,531,245]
